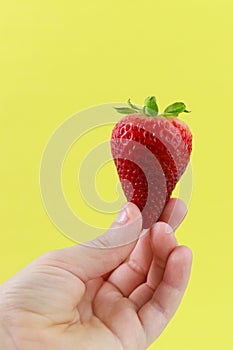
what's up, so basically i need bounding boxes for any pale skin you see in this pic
[0,198,192,350]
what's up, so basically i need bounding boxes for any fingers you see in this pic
[129,222,178,308]
[159,198,187,230]
[138,246,192,346]
[93,280,146,350]
[41,203,142,282]
[107,230,152,296]
[107,198,187,297]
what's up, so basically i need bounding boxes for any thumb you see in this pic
[88,202,143,249]
[43,202,142,282]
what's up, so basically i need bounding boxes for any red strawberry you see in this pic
[111,96,192,229]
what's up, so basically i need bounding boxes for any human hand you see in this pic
[0,199,192,350]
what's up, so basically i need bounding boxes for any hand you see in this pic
[0,199,192,350]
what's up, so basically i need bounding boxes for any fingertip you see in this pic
[150,221,178,252]
[170,197,187,216]
[179,245,193,263]
[162,245,193,291]
[126,202,142,224]
[122,201,143,234]
[168,245,193,276]
[165,224,174,235]
[172,197,187,211]
[90,202,143,249]
[174,245,193,260]
[112,202,142,228]
[160,198,188,230]
[151,221,174,237]
[176,199,188,224]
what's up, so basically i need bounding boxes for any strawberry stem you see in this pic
[114,97,191,117]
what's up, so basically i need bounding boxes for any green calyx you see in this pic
[114,96,191,118]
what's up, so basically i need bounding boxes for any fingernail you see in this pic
[166,224,173,234]
[115,204,129,224]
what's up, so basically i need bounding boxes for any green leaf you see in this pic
[114,107,137,114]
[145,107,158,116]
[127,98,140,111]
[164,102,187,115]
[142,106,148,115]
[144,96,158,116]
[184,109,191,113]
[141,106,155,116]
[163,112,179,117]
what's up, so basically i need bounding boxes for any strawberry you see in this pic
[111,96,192,229]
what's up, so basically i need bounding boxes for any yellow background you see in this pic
[1,1,233,349]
